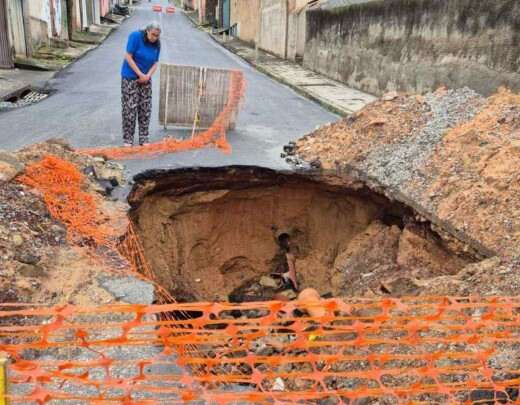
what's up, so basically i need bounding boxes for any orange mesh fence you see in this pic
[79,70,245,160]
[12,144,520,404]
[17,155,171,295]
[2,297,520,404]
[17,155,118,247]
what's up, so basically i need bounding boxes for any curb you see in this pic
[208,35,346,116]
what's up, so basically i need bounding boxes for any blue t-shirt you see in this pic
[121,31,161,80]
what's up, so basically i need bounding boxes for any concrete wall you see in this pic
[304,0,520,96]
[68,0,82,32]
[230,0,260,43]
[260,0,287,58]
[287,0,307,61]
[100,0,109,16]
[197,0,217,24]
[25,0,51,48]
[6,0,27,56]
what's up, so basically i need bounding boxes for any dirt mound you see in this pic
[0,140,137,306]
[296,88,520,266]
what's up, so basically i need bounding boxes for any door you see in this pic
[6,0,26,57]
[0,0,14,68]
[222,0,229,29]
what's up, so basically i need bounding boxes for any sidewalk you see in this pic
[0,16,126,104]
[211,36,376,115]
[0,69,54,101]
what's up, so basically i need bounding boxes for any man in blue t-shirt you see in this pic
[121,22,161,147]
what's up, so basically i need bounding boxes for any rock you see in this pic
[17,263,45,278]
[384,277,422,296]
[93,165,124,187]
[15,279,33,291]
[279,289,297,300]
[272,377,285,391]
[50,224,66,240]
[100,276,155,304]
[46,138,74,151]
[11,234,24,247]
[14,251,40,265]
[94,179,116,196]
[0,151,24,183]
[382,91,399,101]
[259,276,278,288]
[309,158,322,169]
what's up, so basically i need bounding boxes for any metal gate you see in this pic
[0,0,13,67]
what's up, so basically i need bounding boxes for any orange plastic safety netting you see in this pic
[16,154,179,307]
[11,149,520,404]
[79,70,245,160]
[2,297,520,404]
[16,155,119,247]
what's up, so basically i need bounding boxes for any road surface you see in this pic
[0,0,337,177]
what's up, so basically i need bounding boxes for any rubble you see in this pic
[0,151,24,183]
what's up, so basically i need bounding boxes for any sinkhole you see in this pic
[128,166,477,303]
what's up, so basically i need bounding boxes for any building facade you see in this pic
[0,0,114,65]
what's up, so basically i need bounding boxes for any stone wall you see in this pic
[304,0,520,96]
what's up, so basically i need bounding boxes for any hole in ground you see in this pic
[128,166,477,303]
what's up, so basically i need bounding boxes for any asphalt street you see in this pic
[0,0,337,177]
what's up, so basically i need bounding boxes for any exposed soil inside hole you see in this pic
[129,167,477,303]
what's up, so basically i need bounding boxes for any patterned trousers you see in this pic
[121,78,152,145]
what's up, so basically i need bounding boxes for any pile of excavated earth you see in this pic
[293,87,520,297]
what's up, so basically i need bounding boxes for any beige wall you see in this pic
[230,0,260,44]
[230,0,309,59]
[287,0,307,61]
[259,0,287,58]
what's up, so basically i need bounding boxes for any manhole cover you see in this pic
[0,89,50,111]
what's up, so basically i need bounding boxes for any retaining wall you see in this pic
[304,0,520,96]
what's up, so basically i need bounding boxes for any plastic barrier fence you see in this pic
[12,156,520,404]
[80,69,245,160]
[1,297,520,404]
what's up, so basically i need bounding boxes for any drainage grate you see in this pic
[0,88,50,111]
